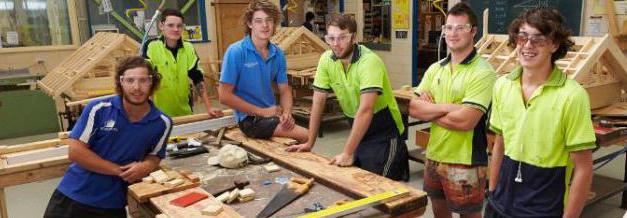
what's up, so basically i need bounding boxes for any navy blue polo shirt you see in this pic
[57,96,172,209]
[220,35,288,121]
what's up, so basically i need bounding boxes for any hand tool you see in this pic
[256,177,314,218]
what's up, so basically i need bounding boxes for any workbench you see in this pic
[129,129,428,217]
[129,150,381,217]
[0,139,70,218]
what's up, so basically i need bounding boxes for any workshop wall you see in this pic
[344,0,413,89]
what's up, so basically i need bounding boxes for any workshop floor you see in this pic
[1,110,627,217]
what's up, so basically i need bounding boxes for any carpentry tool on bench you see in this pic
[205,179,250,197]
[257,176,315,218]
[297,187,409,218]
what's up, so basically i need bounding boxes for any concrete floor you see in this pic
[1,115,627,217]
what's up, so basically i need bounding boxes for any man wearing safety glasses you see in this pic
[44,57,172,218]
[143,9,223,118]
[408,3,496,217]
[219,0,308,143]
[486,8,595,218]
[286,14,409,182]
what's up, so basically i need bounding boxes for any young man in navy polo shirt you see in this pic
[219,0,307,142]
[44,57,172,218]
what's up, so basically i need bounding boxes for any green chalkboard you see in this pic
[466,0,583,36]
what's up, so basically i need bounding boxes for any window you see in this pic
[0,0,73,48]
[362,0,391,50]
[86,0,208,42]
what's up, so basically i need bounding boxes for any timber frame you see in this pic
[475,34,627,109]
[36,32,138,129]
[271,27,329,87]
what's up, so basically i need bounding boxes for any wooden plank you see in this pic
[128,176,201,203]
[149,187,242,218]
[593,102,627,117]
[3,146,68,166]
[0,156,69,176]
[585,81,621,109]
[224,129,427,216]
[0,139,62,155]
[270,137,298,145]
[171,110,234,125]
[65,94,116,107]
[0,159,69,188]
[285,53,321,70]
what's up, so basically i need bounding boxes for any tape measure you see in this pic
[297,188,410,218]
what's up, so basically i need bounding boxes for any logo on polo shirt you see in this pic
[100,119,118,132]
[244,62,258,68]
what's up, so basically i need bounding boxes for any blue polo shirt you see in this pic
[57,96,172,209]
[220,35,288,121]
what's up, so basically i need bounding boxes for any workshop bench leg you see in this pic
[622,151,627,209]
[1,188,8,218]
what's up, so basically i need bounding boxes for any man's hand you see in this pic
[329,153,353,167]
[119,162,152,183]
[285,143,312,152]
[208,107,224,118]
[417,91,434,103]
[257,106,282,117]
[279,112,295,130]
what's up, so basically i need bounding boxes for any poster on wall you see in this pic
[6,31,19,45]
[183,25,203,42]
[392,0,410,30]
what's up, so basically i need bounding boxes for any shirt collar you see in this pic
[506,65,567,87]
[243,35,277,59]
[159,36,184,49]
[331,44,361,63]
[439,48,477,66]
[112,95,162,123]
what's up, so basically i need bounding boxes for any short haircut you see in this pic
[447,2,478,27]
[160,8,184,22]
[114,56,161,96]
[327,13,357,33]
[507,8,574,63]
[241,0,280,35]
[305,11,315,22]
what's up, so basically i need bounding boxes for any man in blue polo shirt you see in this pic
[44,57,172,218]
[219,0,307,142]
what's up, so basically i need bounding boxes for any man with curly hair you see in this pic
[218,0,308,142]
[44,57,172,218]
[486,8,596,218]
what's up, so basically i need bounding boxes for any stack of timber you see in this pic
[475,34,627,109]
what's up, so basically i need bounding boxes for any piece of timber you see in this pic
[593,102,627,117]
[128,176,201,203]
[0,156,70,188]
[224,129,427,216]
[149,187,242,217]
[171,110,234,125]
[0,139,63,155]
[3,146,68,166]
[170,115,237,137]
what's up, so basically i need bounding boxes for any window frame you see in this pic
[0,0,80,54]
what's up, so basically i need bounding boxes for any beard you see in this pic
[122,92,149,106]
[334,44,355,59]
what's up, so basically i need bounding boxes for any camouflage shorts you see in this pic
[423,159,487,214]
